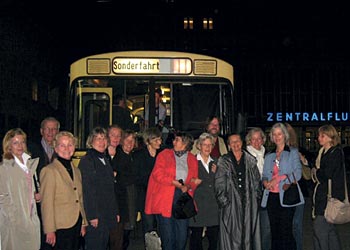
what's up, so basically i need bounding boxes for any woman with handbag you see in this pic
[145,131,201,250]
[261,123,304,250]
[311,124,344,250]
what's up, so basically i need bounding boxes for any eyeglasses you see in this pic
[43,127,58,132]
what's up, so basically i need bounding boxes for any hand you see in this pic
[34,192,41,203]
[116,215,120,223]
[211,163,217,173]
[190,177,202,186]
[172,180,183,189]
[46,232,56,246]
[81,226,87,237]
[90,218,98,228]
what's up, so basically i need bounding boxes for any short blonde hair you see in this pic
[53,131,77,148]
[196,132,214,150]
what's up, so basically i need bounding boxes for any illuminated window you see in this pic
[184,17,194,30]
[203,17,213,30]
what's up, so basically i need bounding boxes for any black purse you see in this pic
[173,179,197,219]
[282,173,301,205]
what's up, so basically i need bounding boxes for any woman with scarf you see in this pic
[145,131,201,250]
[78,127,119,250]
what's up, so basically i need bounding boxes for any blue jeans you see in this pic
[156,189,189,250]
[156,215,189,250]
[293,203,304,250]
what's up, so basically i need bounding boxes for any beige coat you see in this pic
[0,157,41,250]
[40,159,87,234]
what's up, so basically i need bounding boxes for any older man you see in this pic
[28,116,60,250]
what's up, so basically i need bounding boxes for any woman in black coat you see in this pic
[312,124,345,250]
[78,127,119,250]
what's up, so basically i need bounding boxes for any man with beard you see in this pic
[192,116,228,158]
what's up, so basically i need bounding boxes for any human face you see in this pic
[272,127,286,147]
[199,138,213,158]
[10,135,26,159]
[55,135,75,160]
[41,120,59,145]
[250,131,264,150]
[92,134,108,153]
[148,137,162,151]
[318,132,332,148]
[173,136,187,151]
[108,128,122,148]
[228,135,242,153]
[207,118,220,137]
[122,135,136,154]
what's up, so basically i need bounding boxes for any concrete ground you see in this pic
[129,197,350,250]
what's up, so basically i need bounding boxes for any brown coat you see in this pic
[40,159,87,233]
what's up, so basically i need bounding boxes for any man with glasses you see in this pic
[28,116,60,250]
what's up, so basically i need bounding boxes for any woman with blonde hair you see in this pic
[40,131,87,250]
[312,124,344,250]
[0,128,40,250]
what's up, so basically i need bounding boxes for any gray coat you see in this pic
[0,156,41,250]
[189,159,219,227]
[215,150,262,250]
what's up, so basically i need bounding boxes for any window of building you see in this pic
[184,17,194,30]
[203,17,213,30]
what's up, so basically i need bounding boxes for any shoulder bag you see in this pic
[324,165,350,224]
[283,172,301,205]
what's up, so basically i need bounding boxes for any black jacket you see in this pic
[313,145,346,216]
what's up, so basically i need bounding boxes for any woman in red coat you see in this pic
[145,131,201,250]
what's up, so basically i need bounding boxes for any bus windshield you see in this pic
[67,51,235,149]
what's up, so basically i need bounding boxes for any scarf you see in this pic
[174,150,187,157]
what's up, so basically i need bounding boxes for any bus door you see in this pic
[74,87,112,148]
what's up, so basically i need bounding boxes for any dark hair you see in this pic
[174,131,194,151]
[205,115,221,130]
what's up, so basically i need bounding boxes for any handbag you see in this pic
[283,173,301,205]
[173,179,197,219]
[145,231,162,250]
[324,166,350,224]
[173,191,197,219]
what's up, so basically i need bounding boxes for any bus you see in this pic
[67,51,235,152]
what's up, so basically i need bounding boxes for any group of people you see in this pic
[0,113,347,250]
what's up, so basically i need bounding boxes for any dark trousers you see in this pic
[55,215,82,250]
[109,222,124,250]
[85,223,110,250]
[267,192,296,250]
[189,226,219,250]
[37,203,54,250]
[313,215,341,250]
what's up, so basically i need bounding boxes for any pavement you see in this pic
[128,197,350,250]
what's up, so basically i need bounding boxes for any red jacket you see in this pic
[145,149,199,218]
